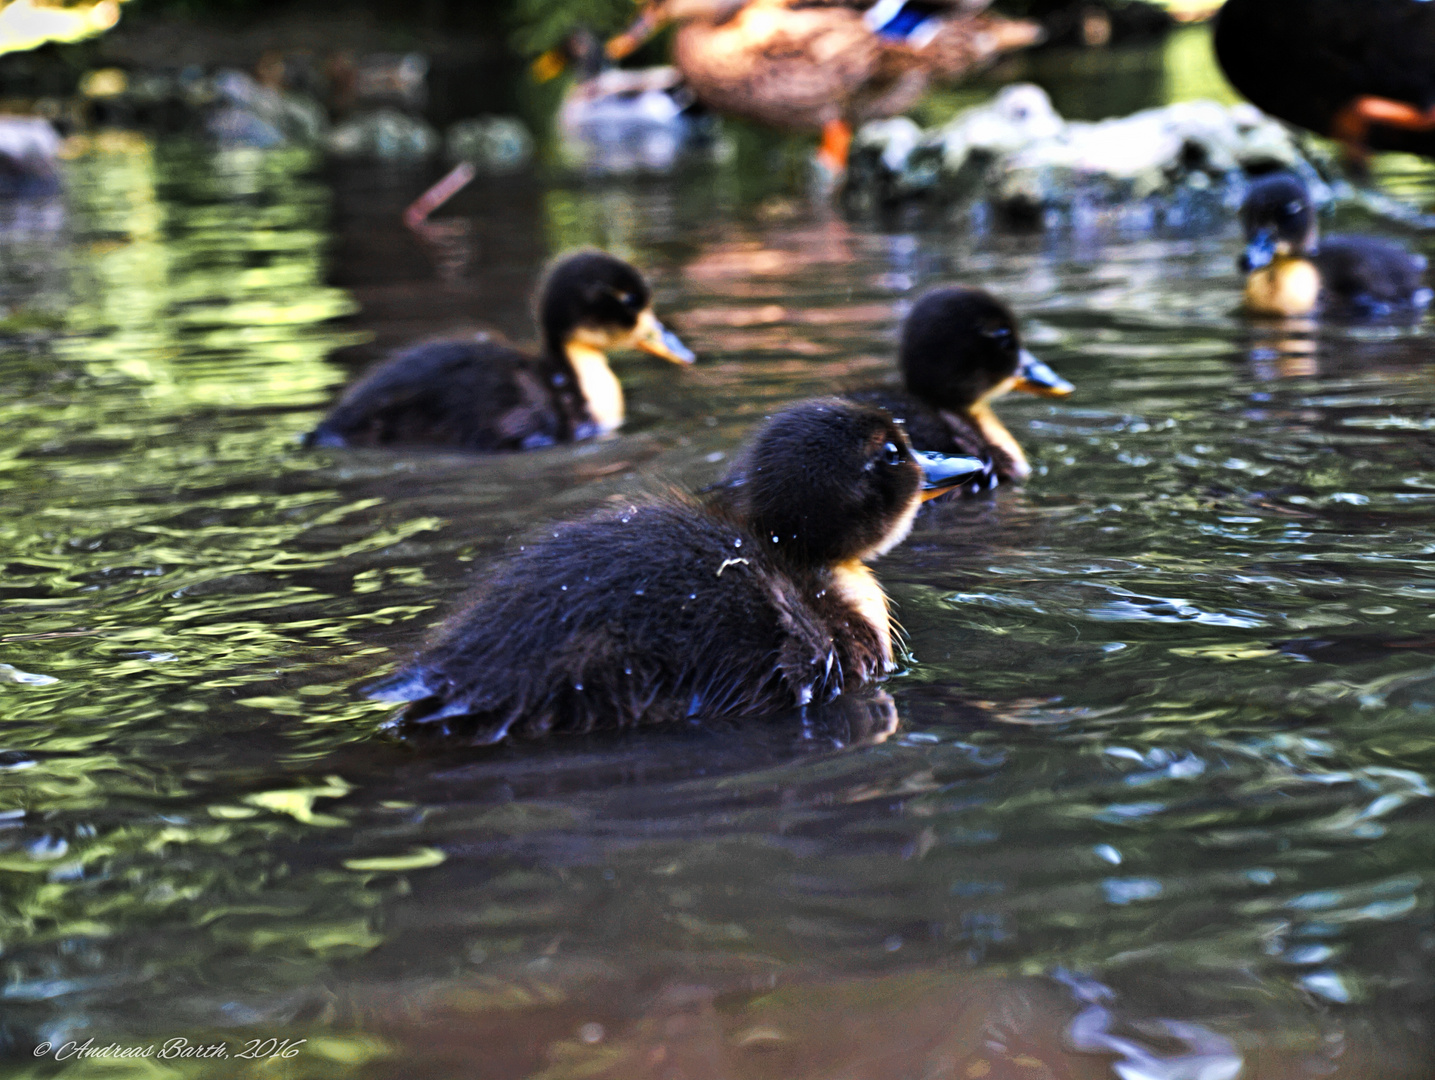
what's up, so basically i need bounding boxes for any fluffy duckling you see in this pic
[306,250,694,451]
[1239,173,1431,318]
[850,286,1073,486]
[372,398,986,742]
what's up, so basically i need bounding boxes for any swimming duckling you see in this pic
[306,250,695,451]
[371,398,986,742]
[849,286,1073,486]
[1239,173,1431,318]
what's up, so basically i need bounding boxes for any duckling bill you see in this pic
[849,286,1073,488]
[371,398,986,742]
[306,250,694,451]
[1239,173,1431,318]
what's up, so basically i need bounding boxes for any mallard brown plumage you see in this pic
[607,0,1041,170]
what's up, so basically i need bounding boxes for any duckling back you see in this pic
[1315,236,1431,317]
[375,493,879,741]
[305,335,578,450]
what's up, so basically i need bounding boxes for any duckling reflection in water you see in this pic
[306,250,694,452]
[372,398,987,743]
[1239,172,1431,318]
[849,286,1073,489]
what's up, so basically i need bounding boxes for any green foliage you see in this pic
[509,0,639,57]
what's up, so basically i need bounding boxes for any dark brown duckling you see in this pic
[1239,172,1431,318]
[306,249,695,451]
[848,286,1073,487]
[371,397,986,742]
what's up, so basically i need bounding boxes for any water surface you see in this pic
[3,40,1435,1080]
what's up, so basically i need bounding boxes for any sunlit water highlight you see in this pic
[3,45,1435,1080]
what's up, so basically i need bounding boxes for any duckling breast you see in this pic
[1244,256,1322,317]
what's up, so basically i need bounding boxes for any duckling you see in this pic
[849,287,1073,486]
[306,250,694,451]
[1215,0,1435,164]
[371,398,986,742]
[605,0,1041,174]
[1239,173,1431,318]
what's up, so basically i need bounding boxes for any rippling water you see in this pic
[3,43,1435,1080]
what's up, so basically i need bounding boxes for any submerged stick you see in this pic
[403,162,476,231]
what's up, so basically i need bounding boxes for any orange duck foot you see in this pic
[816,119,853,176]
[1331,96,1435,165]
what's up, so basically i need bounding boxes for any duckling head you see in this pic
[728,398,986,568]
[901,286,1071,479]
[1240,172,1318,270]
[1239,173,1322,316]
[901,286,1071,410]
[539,249,694,363]
[537,249,694,433]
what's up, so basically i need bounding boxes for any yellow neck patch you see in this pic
[564,342,624,433]
[831,559,893,667]
[1245,256,1321,317]
[959,402,1030,481]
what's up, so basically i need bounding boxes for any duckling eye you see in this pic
[1282,200,1304,218]
[882,441,905,467]
[615,291,641,312]
[983,326,1013,344]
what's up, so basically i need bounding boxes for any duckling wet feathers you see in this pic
[307,250,694,451]
[372,398,986,743]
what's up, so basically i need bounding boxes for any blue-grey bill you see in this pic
[914,450,990,494]
[1014,349,1075,397]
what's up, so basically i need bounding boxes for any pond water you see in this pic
[3,29,1434,1080]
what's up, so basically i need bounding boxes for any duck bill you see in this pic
[606,4,667,60]
[915,450,990,500]
[1012,349,1074,397]
[631,308,696,364]
[1241,228,1278,272]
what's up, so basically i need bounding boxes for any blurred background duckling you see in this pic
[605,0,1041,175]
[372,397,986,742]
[849,286,1073,488]
[1239,172,1432,318]
[306,249,694,451]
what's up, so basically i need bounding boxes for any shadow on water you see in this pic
[3,28,1435,1079]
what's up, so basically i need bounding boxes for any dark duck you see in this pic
[372,398,987,742]
[1214,0,1435,163]
[849,286,1073,487]
[1239,172,1431,318]
[306,250,694,451]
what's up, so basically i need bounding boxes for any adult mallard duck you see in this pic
[1215,0,1435,163]
[606,0,1042,173]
